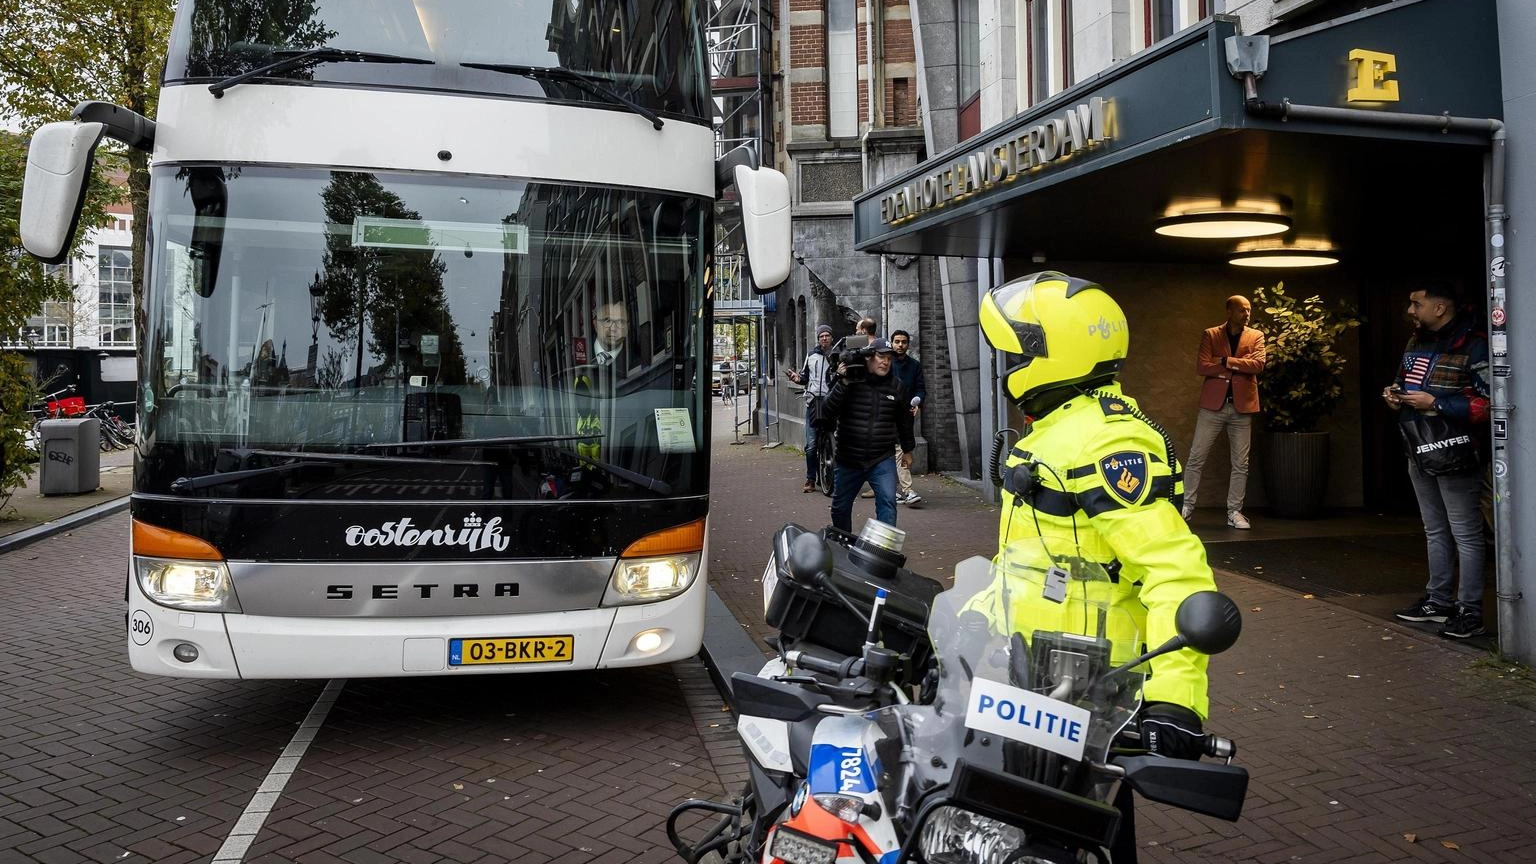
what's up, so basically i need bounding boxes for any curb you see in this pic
[698,586,769,710]
[0,496,130,556]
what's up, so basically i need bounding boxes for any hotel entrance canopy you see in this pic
[853,0,1501,264]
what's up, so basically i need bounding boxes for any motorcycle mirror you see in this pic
[787,531,832,585]
[1103,592,1243,681]
[1174,591,1243,656]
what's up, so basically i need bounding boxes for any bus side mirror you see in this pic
[733,164,791,292]
[20,121,107,265]
[186,167,229,298]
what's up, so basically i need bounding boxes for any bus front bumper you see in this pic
[125,577,706,678]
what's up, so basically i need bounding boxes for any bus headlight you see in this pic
[134,557,242,612]
[605,554,699,604]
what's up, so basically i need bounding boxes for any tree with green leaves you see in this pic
[0,0,176,338]
[0,134,73,511]
[0,1,173,508]
[316,172,469,387]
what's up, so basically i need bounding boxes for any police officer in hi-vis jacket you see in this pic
[977,271,1219,759]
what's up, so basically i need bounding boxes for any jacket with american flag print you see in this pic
[1394,314,1490,425]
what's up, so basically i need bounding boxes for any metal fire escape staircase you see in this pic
[707,0,777,440]
[708,0,774,317]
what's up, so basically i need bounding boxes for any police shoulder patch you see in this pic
[1098,396,1133,419]
[1097,450,1152,507]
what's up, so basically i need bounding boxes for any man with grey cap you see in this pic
[821,337,916,531]
[787,324,835,492]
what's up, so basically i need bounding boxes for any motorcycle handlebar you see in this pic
[1204,734,1236,760]
[785,648,860,680]
[1116,727,1239,762]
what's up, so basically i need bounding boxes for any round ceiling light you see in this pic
[1228,248,1340,268]
[1155,212,1292,239]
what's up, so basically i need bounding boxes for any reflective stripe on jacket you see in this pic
[996,383,1217,719]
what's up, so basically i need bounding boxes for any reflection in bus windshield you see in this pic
[141,166,710,501]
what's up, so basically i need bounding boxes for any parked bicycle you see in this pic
[84,401,136,451]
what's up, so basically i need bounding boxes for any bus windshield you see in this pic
[166,0,709,120]
[139,165,711,502]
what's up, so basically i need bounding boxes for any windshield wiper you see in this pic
[169,449,492,494]
[578,456,672,496]
[362,434,598,451]
[210,47,435,98]
[460,63,664,130]
[366,435,672,495]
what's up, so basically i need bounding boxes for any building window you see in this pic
[796,296,807,366]
[23,263,76,347]
[98,246,134,346]
[22,302,72,347]
[827,0,858,138]
[1026,1,1070,103]
[1150,0,1177,42]
[1059,1,1073,92]
[1147,0,1209,46]
[958,0,981,138]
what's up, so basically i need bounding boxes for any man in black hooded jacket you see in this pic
[823,337,915,531]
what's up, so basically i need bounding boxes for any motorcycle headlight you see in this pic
[134,556,241,612]
[606,554,699,604]
[919,805,1026,864]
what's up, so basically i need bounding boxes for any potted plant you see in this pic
[1251,282,1363,518]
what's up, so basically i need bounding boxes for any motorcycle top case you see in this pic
[765,523,942,683]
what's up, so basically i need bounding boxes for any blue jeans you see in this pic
[1406,460,1486,616]
[803,410,820,483]
[831,457,898,533]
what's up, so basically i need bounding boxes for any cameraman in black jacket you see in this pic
[822,338,916,532]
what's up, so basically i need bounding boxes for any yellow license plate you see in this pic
[450,636,574,666]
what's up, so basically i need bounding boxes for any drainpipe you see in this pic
[860,0,889,328]
[873,2,888,330]
[1229,36,1520,657]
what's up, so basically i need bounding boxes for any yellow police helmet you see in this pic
[978,271,1128,405]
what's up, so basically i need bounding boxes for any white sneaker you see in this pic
[1226,510,1251,530]
[1181,502,1195,521]
[898,491,923,505]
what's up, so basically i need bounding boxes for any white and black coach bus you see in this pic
[20,0,790,678]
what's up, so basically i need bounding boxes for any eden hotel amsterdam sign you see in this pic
[879,97,1115,227]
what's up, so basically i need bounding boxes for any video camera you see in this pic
[831,334,877,382]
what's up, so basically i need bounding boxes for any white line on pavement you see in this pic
[211,678,347,863]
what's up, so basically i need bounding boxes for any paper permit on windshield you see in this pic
[654,408,696,453]
[965,676,1092,761]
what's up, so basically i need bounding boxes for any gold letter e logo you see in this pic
[1347,49,1399,103]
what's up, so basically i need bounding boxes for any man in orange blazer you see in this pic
[1183,295,1266,529]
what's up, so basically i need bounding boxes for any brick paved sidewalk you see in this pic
[0,447,132,546]
[705,420,1536,863]
[0,510,733,864]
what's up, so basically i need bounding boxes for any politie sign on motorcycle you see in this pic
[965,676,1092,761]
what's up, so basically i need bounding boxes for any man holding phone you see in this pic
[1386,284,1490,639]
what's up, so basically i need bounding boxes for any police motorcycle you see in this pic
[669,524,1247,864]
[667,518,943,863]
